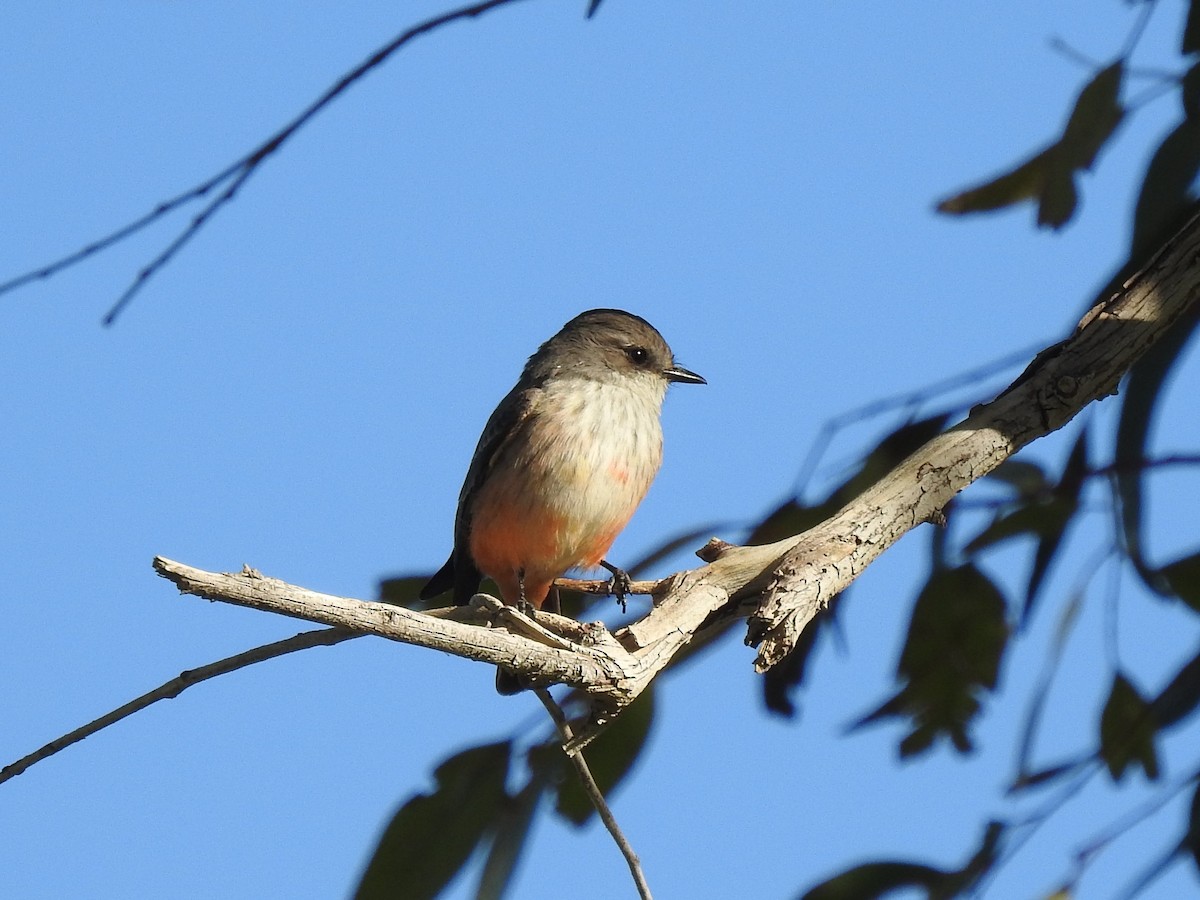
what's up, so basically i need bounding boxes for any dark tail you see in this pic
[419,552,483,605]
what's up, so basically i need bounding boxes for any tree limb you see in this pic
[746,209,1200,670]
[0,627,357,785]
[534,688,653,900]
[153,211,1200,743]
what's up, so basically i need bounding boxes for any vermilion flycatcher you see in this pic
[420,308,704,620]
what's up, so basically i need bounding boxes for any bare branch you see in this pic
[1,0,533,323]
[153,559,629,700]
[0,627,357,785]
[151,556,738,747]
[793,339,1045,494]
[534,688,653,900]
[0,160,244,298]
[101,166,258,324]
[746,208,1200,669]
[149,212,1200,747]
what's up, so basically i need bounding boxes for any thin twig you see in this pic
[1,0,533,324]
[0,627,359,785]
[1047,36,1101,72]
[534,688,653,900]
[1011,545,1114,783]
[1072,766,1200,881]
[101,165,258,324]
[973,760,1101,897]
[1091,453,1200,477]
[792,340,1044,497]
[0,159,245,297]
[1121,0,1157,59]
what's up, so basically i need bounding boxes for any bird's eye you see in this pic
[625,346,649,365]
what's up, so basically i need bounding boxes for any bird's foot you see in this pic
[516,568,533,615]
[599,559,632,613]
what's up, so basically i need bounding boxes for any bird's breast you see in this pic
[468,375,665,577]
[532,376,664,507]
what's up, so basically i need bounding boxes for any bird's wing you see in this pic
[421,384,539,605]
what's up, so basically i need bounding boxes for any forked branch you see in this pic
[153,211,1200,747]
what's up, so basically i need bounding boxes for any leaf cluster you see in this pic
[355,689,656,899]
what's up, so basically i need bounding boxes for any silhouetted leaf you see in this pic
[378,574,440,609]
[475,778,542,900]
[928,496,955,570]
[553,687,655,825]
[585,0,604,17]
[800,821,1003,899]
[1115,307,1200,587]
[801,862,947,900]
[824,414,954,514]
[1132,119,1200,261]
[1058,63,1124,171]
[756,416,950,715]
[1037,163,1079,229]
[751,413,946,549]
[763,595,843,717]
[951,821,1005,892]
[964,498,1072,555]
[1160,551,1200,613]
[1118,120,1200,583]
[966,430,1085,624]
[1024,431,1088,623]
[747,499,832,547]
[1184,62,1200,120]
[1099,674,1159,781]
[852,564,1009,757]
[937,63,1124,230]
[985,459,1050,498]
[1186,779,1200,873]
[936,149,1051,217]
[355,742,511,900]
[1185,1,1200,55]
[1150,648,1200,729]
[853,415,952,485]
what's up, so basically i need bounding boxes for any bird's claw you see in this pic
[599,560,632,613]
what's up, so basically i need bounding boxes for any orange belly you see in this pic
[468,500,630,609]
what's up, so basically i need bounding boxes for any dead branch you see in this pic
[0,627,357,785]
[535,688,653,900]
[746,207,1200,668]
[154,211,1200,745]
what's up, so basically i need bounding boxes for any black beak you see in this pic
[664,364,706,385]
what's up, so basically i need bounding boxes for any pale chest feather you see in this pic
[502,376,665,527]
[535,374,667,511]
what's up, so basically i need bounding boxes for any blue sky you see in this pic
[3,1,1200,898]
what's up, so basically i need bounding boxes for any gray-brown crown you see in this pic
[524,308,705,385]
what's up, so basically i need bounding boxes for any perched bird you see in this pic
[420,308,704,640]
